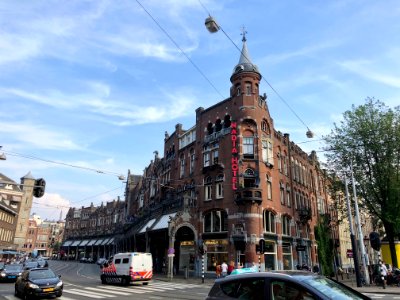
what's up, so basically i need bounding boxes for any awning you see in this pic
[87,239,97,246]
[138,218,157,233]
[101,238,111,246]
[107,237,114,245]
[94,239,104,246]
[70,240,81,247]
[79,240,90,247]
[152,213,177,231]
[62,240,73,247]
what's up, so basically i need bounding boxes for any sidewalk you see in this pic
[153,272,400,294]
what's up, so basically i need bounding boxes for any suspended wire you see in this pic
[3,150,124,178]
[135,0,225,100]
[197,0,314,134]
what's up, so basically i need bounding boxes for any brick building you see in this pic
[118,35,335,276]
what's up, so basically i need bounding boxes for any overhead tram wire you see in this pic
[198,0,315,138]
[134,0,225,100]
[3,150,125,179]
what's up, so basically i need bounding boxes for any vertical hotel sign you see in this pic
[231,122,238,190]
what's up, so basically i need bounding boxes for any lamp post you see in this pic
[344,174,362,287]
[0,146,6,160]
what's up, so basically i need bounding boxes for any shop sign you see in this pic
[204,239,229,246]
[231,122,238,190]
[180,241,195,246]
[346,249,353,258]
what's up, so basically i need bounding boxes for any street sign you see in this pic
[296,245,306,251]
[346,249,353,258]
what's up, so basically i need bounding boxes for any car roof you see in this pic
[214,270,319,283]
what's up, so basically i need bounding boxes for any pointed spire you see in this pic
[232,29,260,77]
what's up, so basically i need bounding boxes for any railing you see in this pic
[234,187,263,205]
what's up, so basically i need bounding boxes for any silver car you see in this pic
[205,271,370,300]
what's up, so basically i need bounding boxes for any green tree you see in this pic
[314,214,334,276]
[324,98,400,267]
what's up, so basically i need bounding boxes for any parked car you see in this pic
[96,258,108,266]
[0,262,5,271]
[15,268,63,298]
[206,271,371,300]
[23,261,39,270]
[37,259,49,268]
[0,264,23,282]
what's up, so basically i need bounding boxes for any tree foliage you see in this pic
[314,215,334,276]
[323,98,400,267]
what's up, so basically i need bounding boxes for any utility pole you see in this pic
[350,162,370,285]
[344,174,362,287]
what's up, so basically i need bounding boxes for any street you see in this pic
[0,260,210,300]
[0,260,399,299]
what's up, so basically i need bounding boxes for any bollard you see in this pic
[184,266,188,279]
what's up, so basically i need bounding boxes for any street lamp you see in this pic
[0,146,6,160]
[205,16,220,33]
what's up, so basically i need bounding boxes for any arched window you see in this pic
[204,176,212,201]
[245,82,252,95]
[215,119,222,132]
[203,210,228,233]
[207,122,214,135]
[224,115,231,128]
[244,168,256,188]
[263,210,276,233]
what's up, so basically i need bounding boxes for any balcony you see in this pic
[298,207,312,224]
[234,187,263,205]
[202,159,224,173]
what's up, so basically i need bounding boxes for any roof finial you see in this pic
[241,25,247,42]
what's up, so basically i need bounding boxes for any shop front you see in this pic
[204,239,229,271]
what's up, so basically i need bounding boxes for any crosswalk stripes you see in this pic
[3,281,204,299]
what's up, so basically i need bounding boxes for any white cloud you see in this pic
[339,59,400,88]
[31,193,71,221]
[0,121,83,151]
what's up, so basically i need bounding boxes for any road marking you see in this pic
[96,285,146,293]
[65,288,115,298]
[85,287,131,295]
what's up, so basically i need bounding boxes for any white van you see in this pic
[100,252,153,285]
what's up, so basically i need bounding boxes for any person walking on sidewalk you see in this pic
[221,261,228,277]
[380,261,388,289]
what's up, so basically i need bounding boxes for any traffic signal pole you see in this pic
[344,174,362,287]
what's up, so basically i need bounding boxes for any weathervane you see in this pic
[241,26,247,42]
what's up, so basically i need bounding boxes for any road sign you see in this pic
[346,249,353,258]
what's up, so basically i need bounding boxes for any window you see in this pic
[282,243,293,270]
[277,152,282,172]
[243,137,254,158]
[264,241,277,271]
[244,168,256,188]
[283,153,288,175]
[270,280,316,300]
[282,216,291,236]
[261,120,269,132]
[286,188,291,207]
[203,210,228,233]
[216,174,224,199]
[266,175,272,200]
[280,183,285,205]
[203,152,210,167]
[245,83,252,95]
[190,149,195,174]
[220,278,265,299]
[204,176,212,201]
[262,140,273,164]
[263,210,275,233]
[213,149,219,164]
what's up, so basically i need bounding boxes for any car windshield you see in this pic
[302,277,365,299]
[29,269,56,280]
[5,265,22,271]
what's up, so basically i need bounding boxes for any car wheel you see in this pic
[56,292,62,298]
[101,275,106,284]
[142,282,149,286]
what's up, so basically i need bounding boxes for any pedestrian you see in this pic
[221,261,228,277]
[216,263,222,278]
[380,261,388,289]
[228,261,234,275]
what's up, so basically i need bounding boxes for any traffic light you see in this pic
[259,239,265,253]
[369,232,381,251]
[33,178,46,198]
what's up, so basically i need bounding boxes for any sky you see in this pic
[1,0,399,221]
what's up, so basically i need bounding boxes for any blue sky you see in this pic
[1,0,399,221]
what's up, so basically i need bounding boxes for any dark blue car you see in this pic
[15,268,63,298]
[0,264,23,282]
